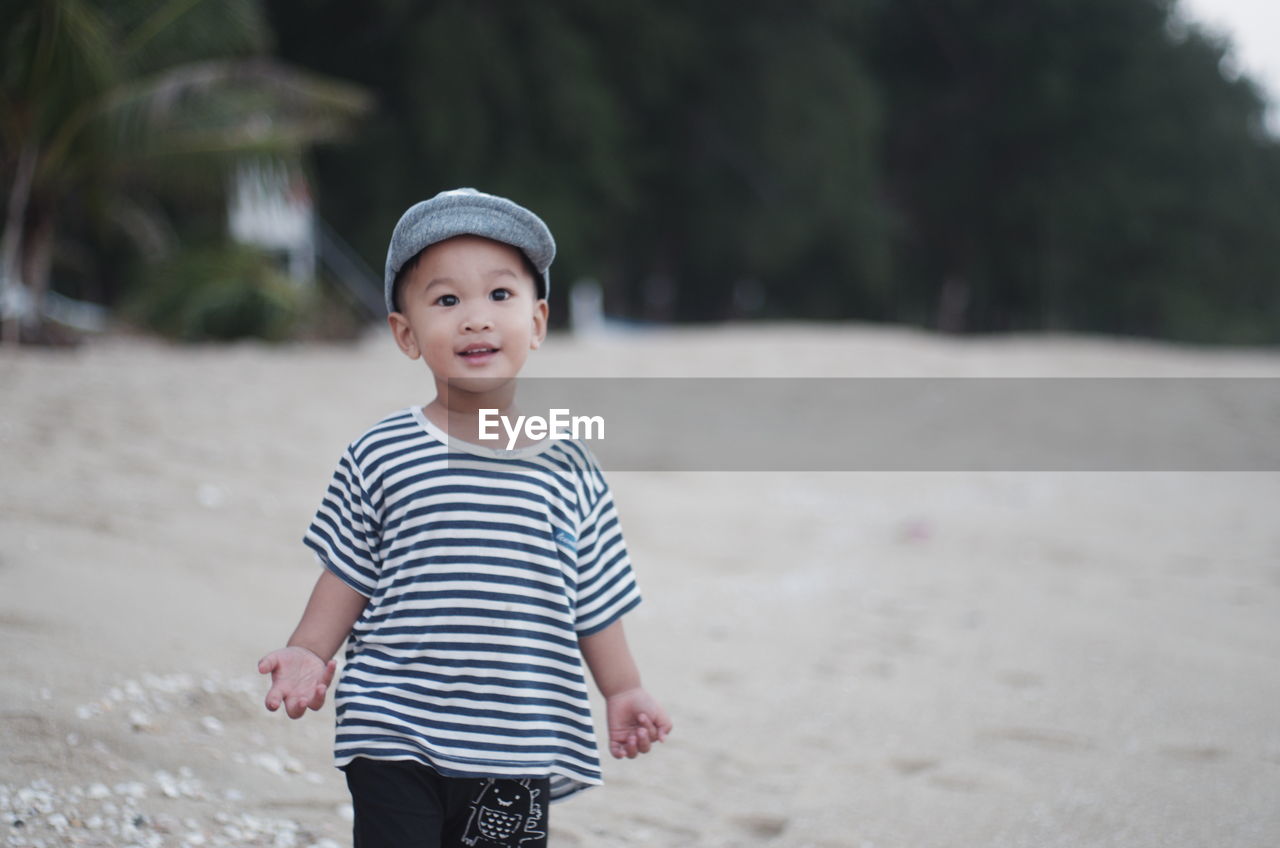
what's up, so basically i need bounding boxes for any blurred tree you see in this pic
[266,0,887,323]
[594,0,887,321]
[0,0,370,343]
[203,1,1280,341]
[870,0,1280,341]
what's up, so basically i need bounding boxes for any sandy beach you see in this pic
[2,323,1278,847]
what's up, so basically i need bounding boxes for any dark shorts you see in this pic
[343,757,550,848]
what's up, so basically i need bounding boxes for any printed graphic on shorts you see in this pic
[460,778,546,847]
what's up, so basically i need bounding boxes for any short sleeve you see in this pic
[303,447,381,597]
[573,483,642,636]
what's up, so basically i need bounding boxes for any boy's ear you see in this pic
[388,312,421,360]
[529,299,549,350]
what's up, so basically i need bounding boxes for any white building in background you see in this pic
[227,158,315,283]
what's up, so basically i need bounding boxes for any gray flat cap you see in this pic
[384,187,556,313]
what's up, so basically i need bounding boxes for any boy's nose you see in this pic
[461,313,494,333]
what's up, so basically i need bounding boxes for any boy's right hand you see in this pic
[257,646,337,719]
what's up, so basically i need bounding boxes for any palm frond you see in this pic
[117,0,273,73]
[44,57,371,186]
[13,0,118,137]
[105,58,372,151]
[5,1,118,193]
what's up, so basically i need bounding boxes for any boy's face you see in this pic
[388,235,548,394]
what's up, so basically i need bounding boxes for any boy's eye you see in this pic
[491,288,512,301]
[435,294,459,307]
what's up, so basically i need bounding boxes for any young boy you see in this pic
[259,188,671,847]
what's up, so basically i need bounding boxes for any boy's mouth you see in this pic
[458,343,500,361]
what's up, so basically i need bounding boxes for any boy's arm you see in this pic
[258,568,369,719]
[579,620,672,759]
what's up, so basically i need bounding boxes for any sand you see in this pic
[2,323,1278,847]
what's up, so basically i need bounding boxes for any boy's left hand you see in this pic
[605,687,672,759]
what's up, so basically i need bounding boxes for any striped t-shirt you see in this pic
[303,406,642,800]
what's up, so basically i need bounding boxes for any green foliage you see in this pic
[869,0,1280,339]
[1,0,371,341]
[263,0,1270,340]
[14,0,1276,342]
[124,243,307,341]
[266,0,887,322]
